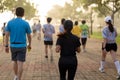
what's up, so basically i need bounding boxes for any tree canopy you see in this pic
[47,0,120,21]
[0,0,37,20]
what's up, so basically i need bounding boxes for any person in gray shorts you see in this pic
[5,7,32,80]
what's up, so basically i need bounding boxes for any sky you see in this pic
[0,0,71,36]
[30,0,71,17]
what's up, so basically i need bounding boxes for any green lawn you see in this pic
[91,32,120,44]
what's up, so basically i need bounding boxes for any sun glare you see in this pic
[0,0,71,36]
[30,0,71,24]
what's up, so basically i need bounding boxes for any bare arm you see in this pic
[27,34,32,49]
[5,32,10,53]
[76,47,81,53]
[102,38,107,48]
[56,45,61,53]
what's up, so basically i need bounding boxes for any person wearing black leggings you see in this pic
[56,20,81,80]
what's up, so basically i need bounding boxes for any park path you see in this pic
[0,35,120,80]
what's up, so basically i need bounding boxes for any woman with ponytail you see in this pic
[56,20,81,80]
[99,16,120,79]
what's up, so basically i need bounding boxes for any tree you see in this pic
[74,0,120,23]
[47,2,83,21]
[0,0,37,20]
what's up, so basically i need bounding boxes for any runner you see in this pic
[1,22,6,45]
[36,20,41,40]
[59,18,65,33]
[42,17,55,61]
[32,23,37,37]
[71,21,81,39]
[80,20,89,52]
[56,20,81,80]
[99,16,120,79]
[5,7,32,80]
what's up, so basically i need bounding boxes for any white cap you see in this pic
[104,16,112,22]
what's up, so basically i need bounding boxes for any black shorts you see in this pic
[102,43,117,52]
[3,33,5,36]
[81,38,87,45]
[44,41,53,45]
[10,47,26,62]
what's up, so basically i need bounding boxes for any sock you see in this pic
[100,61,105,69]
[114,61,120,75]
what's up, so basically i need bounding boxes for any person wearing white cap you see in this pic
[99,16,120,79]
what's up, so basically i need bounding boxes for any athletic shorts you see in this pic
[10,47,26,62]
[3,33,5,36]
[44,41,53,45]
[102,43,117,52]
[81,38,87,45]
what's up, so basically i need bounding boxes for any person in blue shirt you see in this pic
[99,16,120,79]
[5,7,32,80]
[56,20,81,80]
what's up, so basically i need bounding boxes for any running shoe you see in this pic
[99,67,105,73]
[116,75,120,79]
[13,76,18,80]
[45,55,48,58]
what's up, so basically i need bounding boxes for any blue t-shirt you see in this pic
[6,18,32,47]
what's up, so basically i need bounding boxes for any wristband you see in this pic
[102,47,105,50]
[5,45,9,47]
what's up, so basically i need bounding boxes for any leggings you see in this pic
[58,56,77,80]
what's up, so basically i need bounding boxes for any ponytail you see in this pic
[107,20,114,33]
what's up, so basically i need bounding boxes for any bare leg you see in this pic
[45,45,48,58]
[17,61,24,80]
[49,45,53,61]
[13,61,18,76]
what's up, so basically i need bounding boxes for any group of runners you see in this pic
[1,6,119,80]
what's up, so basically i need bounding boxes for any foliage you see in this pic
[0,0,36,20]
[76,0,120,17]
[46,0,120,23]
[47,2,84,21]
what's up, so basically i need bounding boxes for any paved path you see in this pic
[0,36,120,80]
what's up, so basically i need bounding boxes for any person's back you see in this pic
[72,21,81,38]
[36,20,41,32]
[80,20,89,52]
[59,18,65,33]
[43,19,55,41]
[80,23,89,38]
[7,18,31,47]
[5,7,31,80]
[102,26,116,43]
[42,17,55,60]
[36,20,41,40]
[1,22,6,45]
[56,20,81,80]
[1,22,6,35]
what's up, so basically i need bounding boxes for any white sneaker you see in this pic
[14,76,18,80]
[116,75,120,79]
[99,67,105,73]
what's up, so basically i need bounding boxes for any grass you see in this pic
[91,32,120,44]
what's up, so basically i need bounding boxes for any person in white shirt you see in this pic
[99,16,120,79]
